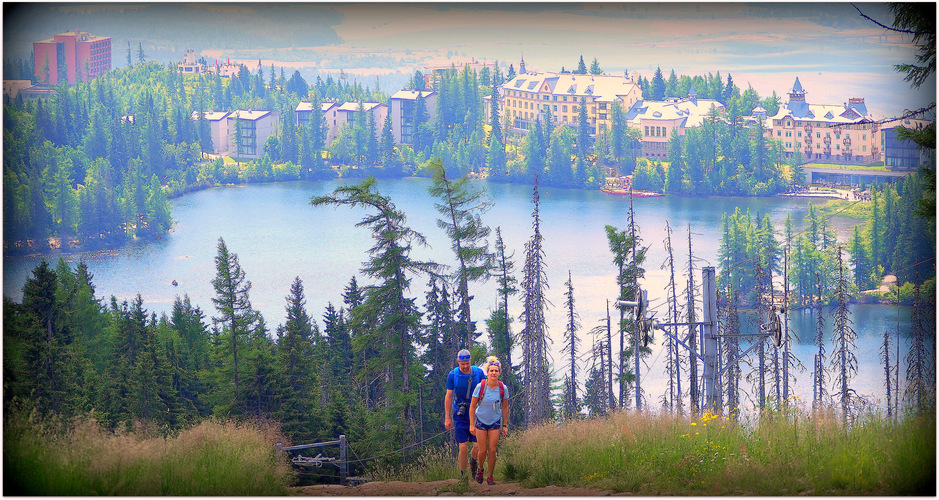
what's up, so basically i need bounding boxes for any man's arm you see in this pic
[444,389,454,429]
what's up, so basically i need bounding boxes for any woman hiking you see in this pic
[469,356,509,485]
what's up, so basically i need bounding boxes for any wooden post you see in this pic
[339,435,348,486]
[702,267,719,414]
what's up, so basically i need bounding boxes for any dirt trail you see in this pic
[291,478,623,496]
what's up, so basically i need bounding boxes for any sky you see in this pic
[3,2,935,118]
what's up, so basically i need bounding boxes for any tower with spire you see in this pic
[786,77,809,117]
[519,54,526,75]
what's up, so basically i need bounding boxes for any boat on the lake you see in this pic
[602,175,663,197]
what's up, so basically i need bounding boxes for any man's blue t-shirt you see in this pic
[446,366,485,411]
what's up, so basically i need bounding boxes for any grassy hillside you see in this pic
[380,407,936,495]
[4,410,294,495]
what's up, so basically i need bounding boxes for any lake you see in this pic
[3,178,913,414]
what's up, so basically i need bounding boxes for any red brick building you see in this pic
[34,30,111,85]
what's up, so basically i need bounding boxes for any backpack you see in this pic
[477,380,505,402]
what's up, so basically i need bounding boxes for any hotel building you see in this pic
[766,77,880,164]
[33,30,111,85]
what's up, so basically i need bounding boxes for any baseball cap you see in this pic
[457,349,471,360]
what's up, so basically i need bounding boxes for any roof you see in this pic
[296,102,341,112]
[231,110,272,121]
[502,72,640,102]
[773,77,872,124]
[190,111,230,121]
[770,101,872,124]
[792,77,804,93]
[391,89,436,100]
[337,102,385,112]
[625,98,725,128]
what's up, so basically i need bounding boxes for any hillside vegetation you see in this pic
[381,408,936,496]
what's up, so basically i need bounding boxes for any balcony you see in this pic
[823,136,831,145]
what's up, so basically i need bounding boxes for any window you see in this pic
[573,106,579,112]
[645,126,649,136]
[599,103,607,110]
[599,113,607,120]
[777,131,782,136]
[562,105,567,112]
[554,105,557,111]
[817,132,821,138]
[797,131,802,137]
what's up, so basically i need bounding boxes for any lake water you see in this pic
[3,178,914,414]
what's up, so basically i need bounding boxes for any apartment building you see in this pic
[390,90,437,145]
[625,85,724,159]
[227,110,279,159]
[495,70,643,136]
[190,111,232,154]
[766,77,879,164]
[335,102,388,140]
[296,101,387,144]
[34,30,111,85]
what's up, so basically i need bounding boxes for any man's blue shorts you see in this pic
[453,413,477,444]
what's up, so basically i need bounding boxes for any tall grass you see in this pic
[4,410,294,495]
[496,408,935,495]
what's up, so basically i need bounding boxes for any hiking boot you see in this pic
[470,457,478,476]
[475,469,484,484]
[487,476,495,485]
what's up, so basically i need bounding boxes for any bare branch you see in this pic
[851,3,918,34]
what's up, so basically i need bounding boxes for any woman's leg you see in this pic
[475,428,489,476]
[485,428,500,476]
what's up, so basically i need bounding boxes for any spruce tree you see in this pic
[312,177,440,453]
[521,174,551,426]
[427,159,494,347]
[276,277,318,442]
[829,248,858,424]
[562,270,581,419]
[210,237,261,413]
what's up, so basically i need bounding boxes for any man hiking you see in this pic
[444,349,486,481]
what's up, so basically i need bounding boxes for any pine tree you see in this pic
[312,177,440,452]
[427,159,494,347]
[576,55,587,75]
[624,195,649,409]
[661,221,684,415]
[651,67,666,101]
[604,224,630,407]
[905,275,933,414]
[589,58,602,75]
[829,248,859,424]
[276,277,318,442]
[210,237,261,413]
[812,273,828,412]
[562,271,581,419]
[520,174,551,427]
